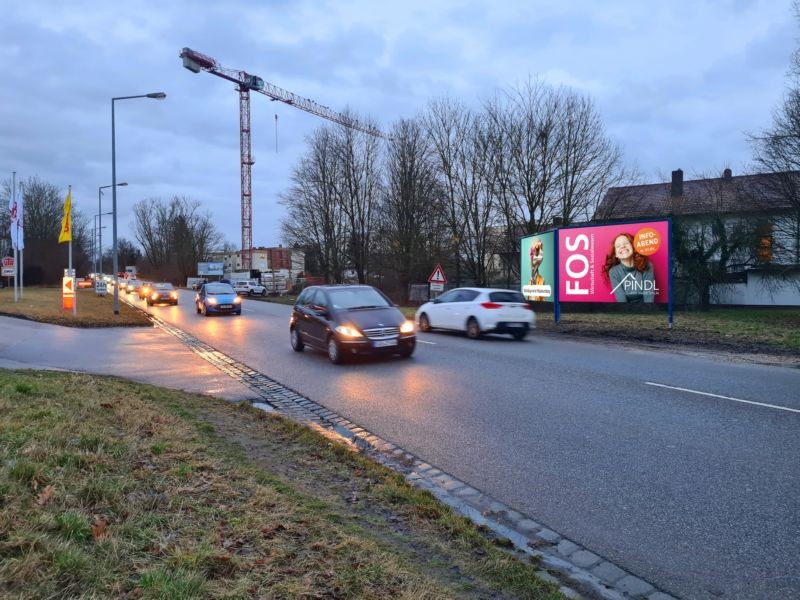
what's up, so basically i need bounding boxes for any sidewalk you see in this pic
[0,316,254,401]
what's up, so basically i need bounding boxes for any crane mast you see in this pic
[180,47,386,271]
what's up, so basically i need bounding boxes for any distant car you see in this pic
[147,282,178,306]
[289,284,415,364]
[415,288,535,340]
[138,282,153,300]
[232,280,267,296]
[195,282,242,316]
[191,279,208,291]
[77,278,93,289]
[126,280,143,294]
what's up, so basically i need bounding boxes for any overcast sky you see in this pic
[1,0,796,249]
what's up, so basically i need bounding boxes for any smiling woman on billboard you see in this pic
[603,232,655,302]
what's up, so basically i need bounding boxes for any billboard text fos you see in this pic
[558,220,669,303]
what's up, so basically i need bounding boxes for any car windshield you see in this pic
[488,291,527,303]
[206,283,235,295]
[154,283,173,290]
[328,287,391,310]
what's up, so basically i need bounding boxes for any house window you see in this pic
[755,221,773,263]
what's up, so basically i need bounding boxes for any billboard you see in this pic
[520,230,555,302]
[198,262,224,276]
[558,220,670,303]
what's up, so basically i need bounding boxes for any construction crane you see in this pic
[180,47,386,271]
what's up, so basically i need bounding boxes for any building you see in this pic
[595,169,800,305]
[210,246,305,279]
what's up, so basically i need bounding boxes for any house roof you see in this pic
[594,171,798,221]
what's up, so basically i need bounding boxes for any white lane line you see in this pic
[645,381,800,414]
[417,340,437,345]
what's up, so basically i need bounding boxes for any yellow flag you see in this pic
[59,190,72,244]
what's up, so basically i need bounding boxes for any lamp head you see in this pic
[146,92,167,100]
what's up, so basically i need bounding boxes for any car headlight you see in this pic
[207,297,218,305]
[170,292,177,298]
[334,325,363,338]
[233,296,242,304]
[151,293,159,299]
[400,321,415,334]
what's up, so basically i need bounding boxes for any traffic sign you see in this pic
[428,264,447,284]
[2,257,13,267]
[429,282,444,292]
[62,276,75,310]
[1,257,13,277]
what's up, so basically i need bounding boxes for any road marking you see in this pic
[418,340,437,345]
[645,382,800,414]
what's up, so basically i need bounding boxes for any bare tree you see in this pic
[280,127,347,283]
[422,97,473,285]
[378,118,447,298]
[133,196,221,281]
[332,114,383,283]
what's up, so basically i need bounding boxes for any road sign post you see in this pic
[428,264,447,298]
[1,256,14,278]
[62,276,75,311]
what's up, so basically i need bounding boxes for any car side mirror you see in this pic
[432,298,442,304]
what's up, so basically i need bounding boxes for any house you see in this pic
[594,169,800,306]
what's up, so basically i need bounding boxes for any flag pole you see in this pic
[12,171,18,303]
[68,185,75,315]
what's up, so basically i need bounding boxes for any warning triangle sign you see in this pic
[428,264,447,284]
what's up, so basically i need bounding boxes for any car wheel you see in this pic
[290,327,304,352]
[327,336,344,364]
[236,310,242,316]
[196,303,201,314]
[466,317,481,339]
[147,299,152,307]
[400,347,414,359]
[419,313,431,332]
[511,328,528,341]
[261,289,267,297]
[248,290,254,296]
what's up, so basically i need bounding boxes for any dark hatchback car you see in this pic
[290,285,415,364]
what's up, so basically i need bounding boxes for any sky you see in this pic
[1,0,796,250]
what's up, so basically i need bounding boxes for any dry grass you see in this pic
[0,286,149,327]
[536,307,800,353]
[0,370,565,600]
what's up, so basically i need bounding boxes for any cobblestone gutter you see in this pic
[145,310,678,600]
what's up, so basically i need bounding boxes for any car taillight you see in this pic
[480,302,502,309]
[523,304,533,310]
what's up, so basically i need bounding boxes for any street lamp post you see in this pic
[98,184,125,275]
[94,211,112,274]
[112,92,166,314]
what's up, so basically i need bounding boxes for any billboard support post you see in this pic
[554,234,561,324]
[668,218,674,329]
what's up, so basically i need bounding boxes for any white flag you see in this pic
[16,189,24,251]
[9,189,24,251]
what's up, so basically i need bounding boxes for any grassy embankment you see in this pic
[0,286,149,327]
[0,370,565,599]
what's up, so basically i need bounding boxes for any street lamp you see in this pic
[94,211,113,274]
[111,92,166,314]
[98,183,126,275]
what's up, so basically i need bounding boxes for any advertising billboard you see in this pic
[520,230,555,302]
[558,220,670,303]
[198,262,224,276]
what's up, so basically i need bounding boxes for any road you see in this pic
[135,290,800,598]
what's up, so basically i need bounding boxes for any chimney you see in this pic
[671,169,683,197]
[723,168,732,179]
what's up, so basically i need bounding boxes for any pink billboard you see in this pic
[558,220,670,303]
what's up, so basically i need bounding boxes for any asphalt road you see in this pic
[110,291,800,598]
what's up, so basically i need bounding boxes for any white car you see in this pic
[232,280,267,296]
[415,288,535,340]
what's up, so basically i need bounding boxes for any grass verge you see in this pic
[0,287,150,327]
[0,370,565,599]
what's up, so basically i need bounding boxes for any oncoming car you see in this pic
[415,288,535,340]
[289,285,415,364]
[195,282,242,316]
[138,282,153,300]
[146,282,178,306]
